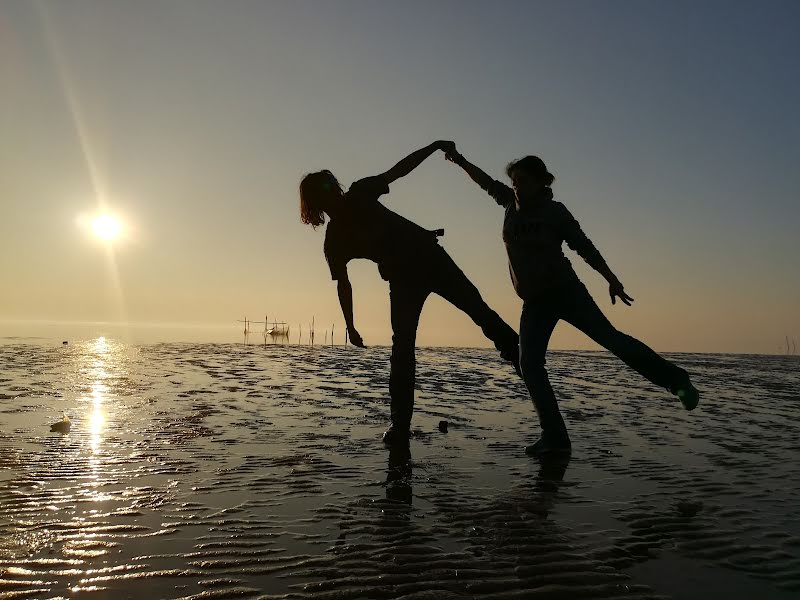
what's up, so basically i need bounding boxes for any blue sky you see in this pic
[1,0,798,352]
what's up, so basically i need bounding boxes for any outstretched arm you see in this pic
[379,141,455,184]
[336,271,365,347]
[562,210,634,306]
[444,149,495,191]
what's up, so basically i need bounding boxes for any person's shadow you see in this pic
[535,454,570,484]
[384,442,413,505]
[382,444,570,510]
[525,453,572,520]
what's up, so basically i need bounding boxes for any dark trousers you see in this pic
[388,246,519,429]
[520,280,689,441]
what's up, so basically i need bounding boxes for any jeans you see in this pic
[519,280,689,441]
[388,245,519,429]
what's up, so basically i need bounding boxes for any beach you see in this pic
[1,339,798,599]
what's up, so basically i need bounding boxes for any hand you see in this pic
[435,140,456,154]
[609,279,634,306]
[445,150,464,165]
[348,326,365,348]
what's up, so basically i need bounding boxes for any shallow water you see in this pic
[1,339,799,599]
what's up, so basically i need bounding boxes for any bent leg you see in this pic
[429,248,519,359]
[389,278,429,430]
[563,283,688,390]
[520,301,569,441]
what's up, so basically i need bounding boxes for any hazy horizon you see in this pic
[2,1,799,354]
[2,317,797,356]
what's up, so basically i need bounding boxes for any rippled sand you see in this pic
[1,339,799,599]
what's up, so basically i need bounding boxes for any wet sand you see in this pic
[1,339,799,599]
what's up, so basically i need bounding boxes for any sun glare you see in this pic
[92,215,121,241]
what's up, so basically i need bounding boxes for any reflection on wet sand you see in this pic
[385,443,413,505]
[0,342,798,598]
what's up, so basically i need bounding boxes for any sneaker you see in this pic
[524,437,572,456]
[382,425,411,445]
[673,381,700,411]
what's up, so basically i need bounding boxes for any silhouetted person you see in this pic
[299,141,520,444]
[446,149,699,455]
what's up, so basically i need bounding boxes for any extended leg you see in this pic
[429,247,520,367]
[563,283,693,397]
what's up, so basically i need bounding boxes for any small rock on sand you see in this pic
[50,417,71,433]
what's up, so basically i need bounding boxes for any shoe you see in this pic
[382,425,411,445]
[672,381,700,411]
[524,437,572,456]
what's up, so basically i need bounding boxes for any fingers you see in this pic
[614,292,634,306]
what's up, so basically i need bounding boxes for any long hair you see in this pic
[299,170,343,229]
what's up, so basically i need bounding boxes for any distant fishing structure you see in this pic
[237,314,347,346]
[238,316,290,345]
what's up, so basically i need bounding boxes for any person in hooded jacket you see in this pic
[445,148,699,455]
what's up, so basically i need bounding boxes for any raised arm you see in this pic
[444,149,494,191]
[445,149,515,207]
[336,270,365,347]
[379,141,455,184]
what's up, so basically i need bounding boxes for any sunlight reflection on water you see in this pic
[85,337,115,456]
[0,341,798,599]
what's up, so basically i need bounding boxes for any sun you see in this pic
[91,215,122,241]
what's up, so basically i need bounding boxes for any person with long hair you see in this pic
[445,148,699,455]
[300,141,520,445]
